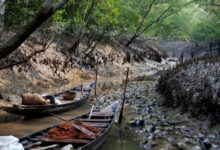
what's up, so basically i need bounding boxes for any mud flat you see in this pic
[93,73,220,150]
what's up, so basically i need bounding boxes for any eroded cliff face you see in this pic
[0,32,167,103]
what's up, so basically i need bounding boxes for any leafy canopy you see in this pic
[4,0,220,42]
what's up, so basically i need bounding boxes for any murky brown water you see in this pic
[99,106,144,150]
[99,124,144,150]
[0,102,91,137]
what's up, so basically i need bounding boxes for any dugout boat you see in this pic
[19,101,120,150]
[0,82,95,117]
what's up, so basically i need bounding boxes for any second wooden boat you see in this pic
[0,82,94,117]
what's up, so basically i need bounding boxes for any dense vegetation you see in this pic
[0,0,219,60]
[159,55,220,125]
[2,0,219,41]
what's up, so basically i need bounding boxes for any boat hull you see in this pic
[1,94,89,117]
[0,83,94,117]
[19,101,120,150]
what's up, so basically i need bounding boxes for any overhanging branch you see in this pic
[0,0,71,60]
[0,39,53,70]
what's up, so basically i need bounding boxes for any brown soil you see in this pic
[0,31,167,103]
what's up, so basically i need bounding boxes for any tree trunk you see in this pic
[0,0,71,60]
[68,0,95,52]
[125,0,176,47]
[0,0,5,33]
[68,39,80,53]
[125,1,154,47]
[218,41,220,55]
[125,34,137,47]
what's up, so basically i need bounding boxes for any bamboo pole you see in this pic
[24,142,42,149]
[118,67,129,124]
[89,105,94,120]
[30,144,58,150]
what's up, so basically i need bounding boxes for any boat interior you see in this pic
[20,110,115,150]
[13,87,92,107]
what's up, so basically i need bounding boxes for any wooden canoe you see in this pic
[19,101,120,150]
[0,82,94,117]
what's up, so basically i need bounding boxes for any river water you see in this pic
[0,102,90,137]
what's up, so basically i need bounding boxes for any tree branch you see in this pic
[125,0,176,47]
[83,33,97,53]
[68,0,95,52]
[53,0,71,11]
[83,38,101,59]
[0,0,71,60]
[125,0,155,47]
[0,39,53,70]
[138,2,175,37]
[136,0,155,34]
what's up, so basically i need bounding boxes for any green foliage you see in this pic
[3,0,220,42]
[90,0,120,30]
[189,6,220,41]
[146,1,220,42]
[5,0,41,27]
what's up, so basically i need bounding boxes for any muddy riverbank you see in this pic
[0,55,219,149]
[0,71,220,150]
[159,56,220,126]
[93,74,220,150]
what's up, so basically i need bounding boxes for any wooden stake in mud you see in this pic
[118,67,129,125]
[94,58,98,101]
[81,84,84,95]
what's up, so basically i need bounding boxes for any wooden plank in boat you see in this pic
[86,112,114,117]
[98,128,106,132]
[83,122,109,128]
[32,136,91,144]
[76,119,112,123]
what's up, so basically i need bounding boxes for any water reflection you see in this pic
[99,124,144,150]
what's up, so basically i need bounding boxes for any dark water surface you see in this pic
[99,124,144,150]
